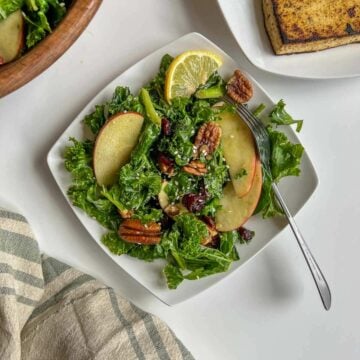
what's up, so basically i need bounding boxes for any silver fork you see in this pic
[223,96,331,310]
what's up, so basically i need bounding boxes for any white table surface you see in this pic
[1,1,359,359]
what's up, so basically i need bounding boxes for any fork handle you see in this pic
[271,183,331,310]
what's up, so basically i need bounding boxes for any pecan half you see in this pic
[201,216,219,246]
[194,122,222,159]
[182,160,207,176]
[119,219,161,245]
[227,69,253,103]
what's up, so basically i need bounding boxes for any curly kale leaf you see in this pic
[255,168,282,218]
[175,213,209,253]
[183,247,232,276]
[45,0,66,26]
[127,243,165,261]
[203,148,229,199]
[23,0,67,48]
[146,54,174,100]
[108,86,144,117]
[163,264,184,289]
[23,10,51,48]
[269,99,303,132]
[157,100,196,166]
[25,0,65,20]
[64,137,94,186]
[68,184,120,231]
[219,231,240,261]
[269,126,304,182]
[165,172,199,203]
[256,102,305,218]
[102,160,162,223]
[117,163,161,210]
[84,86,144,136]
[64,138,120,230]
[0,0,24,20]
[102,232,164,262]
[83,105,106,135]
[101,232,134,255]
[190,98,223,123]
[132,208,163,223]
[162,214,236,289]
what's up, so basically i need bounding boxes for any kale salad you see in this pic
[64,52,304,289]
[0,0,71,49]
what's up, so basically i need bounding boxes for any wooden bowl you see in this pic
[0,0,102,98]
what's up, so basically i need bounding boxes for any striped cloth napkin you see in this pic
[0,207,194,360]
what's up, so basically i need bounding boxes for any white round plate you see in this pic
[217,0,360,79]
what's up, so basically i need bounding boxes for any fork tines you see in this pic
[222,95,271,168]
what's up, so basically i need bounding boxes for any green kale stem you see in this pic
[253,103,266,117]
[130,122,160,164]
[139,88,161,125]
[195,85,225,99]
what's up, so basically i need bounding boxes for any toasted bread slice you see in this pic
[263,0,360,55]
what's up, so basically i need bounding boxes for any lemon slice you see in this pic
[165,50,223,102]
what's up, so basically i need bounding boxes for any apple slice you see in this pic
[158,181,170,210]
[158,181,188,218]
[218,110,257,198]
[215,159,262,232]
[93,112,144,186]
[0,10,24,65]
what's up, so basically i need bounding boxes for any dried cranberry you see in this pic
[182,193,207,213]
[201,215,216,229]
[160,214,173,230]
[158,153,175,176]
[238,227,255,242]
[207,235,220,248]
[161,118,171,136]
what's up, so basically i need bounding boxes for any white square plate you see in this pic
[217,0,360,79]
[47,32,318,305]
